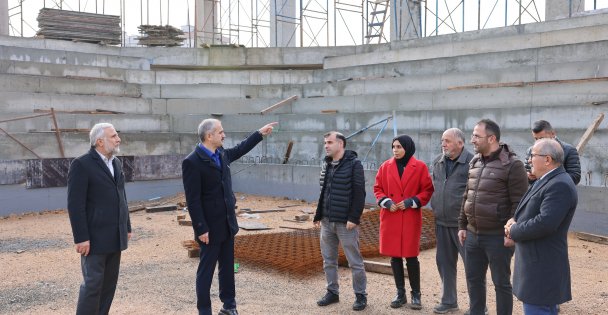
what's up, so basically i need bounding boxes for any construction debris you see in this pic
[360,260,393,275]
[137,25,185,47]
[37,8,121,45]
[238,221,271,230]
[294,214,310,221]
[145,204,178,213]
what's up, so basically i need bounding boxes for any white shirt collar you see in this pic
[95,149,115,176]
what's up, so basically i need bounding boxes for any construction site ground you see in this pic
[1,193,606,315]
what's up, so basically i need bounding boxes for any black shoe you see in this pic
[433,303,459,314]
[390,289,406,308]
[352,293,367,311]
[409,291,422,310]
[218,308,238,315]
[464,306,488,315]
[317,291,339,306]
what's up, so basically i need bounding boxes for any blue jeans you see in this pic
[523,303,558,315]
[464,231,514,315]
[320,218,367,296]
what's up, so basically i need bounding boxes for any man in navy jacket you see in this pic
[182,118,277,315]
[505,138,578,315]
[67,122,132,315]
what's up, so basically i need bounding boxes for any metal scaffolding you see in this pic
[7,0,608,47]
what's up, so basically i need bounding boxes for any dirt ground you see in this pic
[1,193,606,315]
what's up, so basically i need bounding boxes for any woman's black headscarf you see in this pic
[393,134,416,178]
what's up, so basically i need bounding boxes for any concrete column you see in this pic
[545,0,584,20]
[195,0,217,46]
[270,0,297,47]
[1,0,8,36]
[391,0,421,41]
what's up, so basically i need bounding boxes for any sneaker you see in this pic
[352,293,367,311]
[317,291,339,306]
[433,303,459,314]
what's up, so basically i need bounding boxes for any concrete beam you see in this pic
[546,0,585,20]
[270,0,297,47]
[0,0,7,36]
[391,0,421,41]
[195,0,217,45]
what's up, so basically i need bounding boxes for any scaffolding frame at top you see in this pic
[7,0,608,47]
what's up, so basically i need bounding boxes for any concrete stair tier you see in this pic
[1,11,608,188]
[324,12,608,69]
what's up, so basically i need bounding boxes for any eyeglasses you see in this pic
[530,153,548,158]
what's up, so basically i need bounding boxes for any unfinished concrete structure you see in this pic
[1,6,607,235]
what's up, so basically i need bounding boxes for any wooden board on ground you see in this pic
[238,221,272,230]
[575,232,608,245]
[145,204,177,213]
[362,260,393,275]
[178,219,192,226]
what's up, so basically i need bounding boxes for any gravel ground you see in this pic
[1,193,606,315]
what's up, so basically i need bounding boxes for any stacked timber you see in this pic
[36,8,121,45]
[137,25,185,47]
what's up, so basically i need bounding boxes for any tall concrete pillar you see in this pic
[1,0,9,36]
[270,0,297,47]
[195,0,217,46]
[545,0,584,20]
[391,0,421,41]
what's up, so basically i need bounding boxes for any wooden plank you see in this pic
[176,213,187,220]
[178,219,192,226]
[576,113,604,155]
[575,232,608,245]
[282,140,294,164]
[321,109,339,114]
[128,204,146,212]
[295,214,310,221]
[362,260,393,275]
[238,221,271,230]
[278,204,301,208]
[188,248,200,258]
[260,95,298,115]
[448,77,608,90]
[145,204,178,213]
[243,209,286,213]
[279,225,310,230]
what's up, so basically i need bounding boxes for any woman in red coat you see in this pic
[374,135,434,310]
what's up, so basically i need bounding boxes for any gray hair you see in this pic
[197,119,220,142]
[89,123,115,147]
[444,128,466,144]
[534,138,564,165]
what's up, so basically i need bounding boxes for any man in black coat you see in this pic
[505,138,578,315]
[182,118,277,315]
[67,122,132,315]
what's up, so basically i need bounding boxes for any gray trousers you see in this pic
[76,252,121,315]
[320,218,367,296]
[435,225,466,306]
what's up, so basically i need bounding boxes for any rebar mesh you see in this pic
[233,209,436,276]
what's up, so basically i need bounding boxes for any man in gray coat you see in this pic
[506,138,577,315]
[430,128,474,314]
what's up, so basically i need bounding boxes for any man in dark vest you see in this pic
[313,131,368,311]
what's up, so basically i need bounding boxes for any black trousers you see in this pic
[76,252,122,315]
[196,237,236,315]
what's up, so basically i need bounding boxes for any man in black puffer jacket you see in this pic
[313,131,367,311]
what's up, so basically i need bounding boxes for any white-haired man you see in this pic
[67,122,132,315]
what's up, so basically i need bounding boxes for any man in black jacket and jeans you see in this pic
[313,131,368,311]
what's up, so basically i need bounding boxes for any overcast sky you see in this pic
[6,0,608,46]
